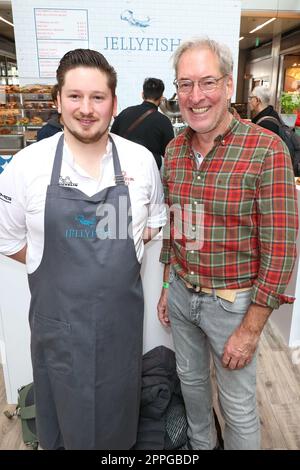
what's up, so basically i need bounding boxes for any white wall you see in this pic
[242,0,300,11]
[11,0,241,110]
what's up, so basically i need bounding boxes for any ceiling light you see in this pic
[0,16,14,27]
[239,36,244,41]
[249,18,276,34]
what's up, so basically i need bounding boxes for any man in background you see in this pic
[111,77,174,169]
[249,85,281,135]
[36,84,63,141]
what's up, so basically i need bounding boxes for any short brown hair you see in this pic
[51,83,59,103]
[56,49,117,96]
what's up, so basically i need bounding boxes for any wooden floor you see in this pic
[0,320,300,450]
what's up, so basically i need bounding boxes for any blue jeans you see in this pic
[168,270,260,450]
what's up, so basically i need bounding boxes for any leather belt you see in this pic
[183,280,251,303]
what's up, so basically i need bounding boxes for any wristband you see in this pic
[163,282,169,289]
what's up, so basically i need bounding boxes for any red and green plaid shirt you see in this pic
[160,117,299,309]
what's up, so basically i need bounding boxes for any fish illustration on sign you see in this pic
[120,10,150,28]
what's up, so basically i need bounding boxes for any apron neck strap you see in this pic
[50,134,125,186]
[51,134,64,185]
[109,135,125,185]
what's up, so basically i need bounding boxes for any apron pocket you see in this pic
[32,314,73,375]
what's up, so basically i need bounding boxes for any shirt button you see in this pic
[193,200,197,205]
[192,226,196,231]
[190,250,194,254]
[197,175,201,180]
[221,139,226,145]
[191,271,194,275]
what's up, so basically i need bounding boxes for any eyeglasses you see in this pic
[248,95,257,101]
[173,75,227,94]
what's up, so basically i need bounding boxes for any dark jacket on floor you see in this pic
[133,346,185,450]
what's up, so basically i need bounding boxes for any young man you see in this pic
[157,38,298,450]
[111,77,174,169]
[0,49,166,450]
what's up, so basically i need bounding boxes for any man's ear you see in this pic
[113,95,118,118]
[226,74,234,101]
[57,91,62,114]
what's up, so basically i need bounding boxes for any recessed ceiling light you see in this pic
[249,18,276,34]
[0,15,14,27]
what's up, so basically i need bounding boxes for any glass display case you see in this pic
[0,84,55,153]
[0,55,19,86]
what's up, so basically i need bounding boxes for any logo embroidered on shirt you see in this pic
[0,192,12,203]
[59,175,78,187]
[115,171,134,186]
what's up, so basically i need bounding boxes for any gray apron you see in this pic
[28,134,144,450]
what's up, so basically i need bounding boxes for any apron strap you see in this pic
[50,134,125,186]
[109,135,125,185]
[50,134,65,185]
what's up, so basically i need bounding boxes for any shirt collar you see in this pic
[183,115,240,148]
[63,137,113,177]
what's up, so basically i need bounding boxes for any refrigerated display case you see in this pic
[0,84,55,153]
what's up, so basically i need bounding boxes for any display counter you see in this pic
[0,84,54,149]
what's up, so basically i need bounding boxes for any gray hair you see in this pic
[172,37,233,76]
[252,86,271,105]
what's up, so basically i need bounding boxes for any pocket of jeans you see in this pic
[169,267,179,285]
[218,290,252,314]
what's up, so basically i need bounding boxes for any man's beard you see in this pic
[63,122,109,144]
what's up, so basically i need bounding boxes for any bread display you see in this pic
[0,84,55,148]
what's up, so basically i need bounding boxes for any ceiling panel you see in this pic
[239,16,300,49]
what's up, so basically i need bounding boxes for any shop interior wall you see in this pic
[235,49,248,104]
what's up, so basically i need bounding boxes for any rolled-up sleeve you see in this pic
[251,142,298,309]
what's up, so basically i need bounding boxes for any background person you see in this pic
[249,85,281,135]
[0,48,166,450]
[157,37,298,450]
[36,83,63,141]
[111,77,174,169]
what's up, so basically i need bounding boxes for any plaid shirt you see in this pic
[160,117,299,309]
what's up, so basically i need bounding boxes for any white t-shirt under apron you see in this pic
[0,132,166,273]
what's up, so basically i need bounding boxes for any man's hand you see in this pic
[222,303,272,370]
[222,325,260,369]
[157,288,170,327]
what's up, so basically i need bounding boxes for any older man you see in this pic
[157,38,298,450]
[249,85,281,135]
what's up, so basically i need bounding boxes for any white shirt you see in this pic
[0,132,166,273]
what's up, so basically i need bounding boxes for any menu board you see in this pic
[34,8,89,77]
[12,0,241,109]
